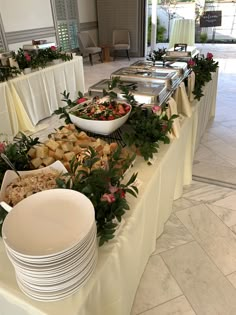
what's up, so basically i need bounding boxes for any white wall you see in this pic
[0,0,54,32]
[78,0,97,23]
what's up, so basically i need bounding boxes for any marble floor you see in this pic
[34,44,236,314]
[130,44,236,315]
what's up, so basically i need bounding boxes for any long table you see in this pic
[0,71,218,315]
[0,57,85,137]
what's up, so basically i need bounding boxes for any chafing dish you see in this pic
[165,46,199,59]
[88,79,167,104]
[130,60,188,76]
[111,67,179,89]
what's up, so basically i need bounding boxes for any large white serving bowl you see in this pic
[68,103,131,135]
[0,160,67,203]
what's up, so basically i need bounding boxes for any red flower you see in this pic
[76,97,87,104]
[162,124,168,132]
[206,52,213,60]
[0,142,5,153]
[50,46,57,51]
[24,53,31,62]
[119,189,126,199]
[101,193,116,203]
[188,59,195,68]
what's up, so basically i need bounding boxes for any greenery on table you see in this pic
[146,48,167,65]
[0,133,40,183]
[56,146,138,246]
[54,90,86,125]
[0,66,21,82]
[104,77,178,162]
[0,133,40,235]
[188,52,218,101]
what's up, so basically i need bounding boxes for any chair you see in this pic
[78,32,103,65]
[112,30,130,61]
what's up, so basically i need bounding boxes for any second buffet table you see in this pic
[0,71,218,315]
[0,57,85,136]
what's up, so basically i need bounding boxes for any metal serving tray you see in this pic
[88,79,167,104]
[111,67,179,89]
[130,60,188,76]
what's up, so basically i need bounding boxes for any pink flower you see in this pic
[152,105,161,114]
[188,59,195,68]
[24,53,31,62]
[101,193,116,203]
[0,142,5,153]
[108,184,119,194]
[50,46,57,51]
[206,52,213,60]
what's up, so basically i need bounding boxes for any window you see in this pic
[51,0,79,51]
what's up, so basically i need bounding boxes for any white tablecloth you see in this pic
[11,57,85,126]
[0,82,34,138]
[0,57,85,136]
[169,19,195,48]
[0,72,218,315]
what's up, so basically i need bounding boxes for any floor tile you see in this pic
[176,204,236,275]
[182,184,235,203]
[152,214,194,255]
[172,197,199,213]
[207,204,236,227]
[141,295,196,315]
[193,162,236,186]
[161,242,236,315]
[131,255,182,315]
[230,224,236,235]
[213,194,236,211]
[227,271,236,289]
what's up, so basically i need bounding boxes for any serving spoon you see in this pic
[0,153,21,179]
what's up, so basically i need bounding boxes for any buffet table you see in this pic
[0,72,218,315]
[0,57,85,136]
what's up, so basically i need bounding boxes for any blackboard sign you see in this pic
[200,11,222,28]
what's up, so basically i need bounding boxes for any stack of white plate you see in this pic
[2,189,98,301]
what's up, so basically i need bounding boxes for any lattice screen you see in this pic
[54,0,79,51]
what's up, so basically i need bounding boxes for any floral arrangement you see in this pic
[0,66,21,82]
[12,48,37,70]
[39,46,72,63]
[146,48,166,65]
[54,146,138,246]
[188,52,218,100]
[13,46,72,71]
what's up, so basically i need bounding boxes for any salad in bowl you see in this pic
[68,99,131,135]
